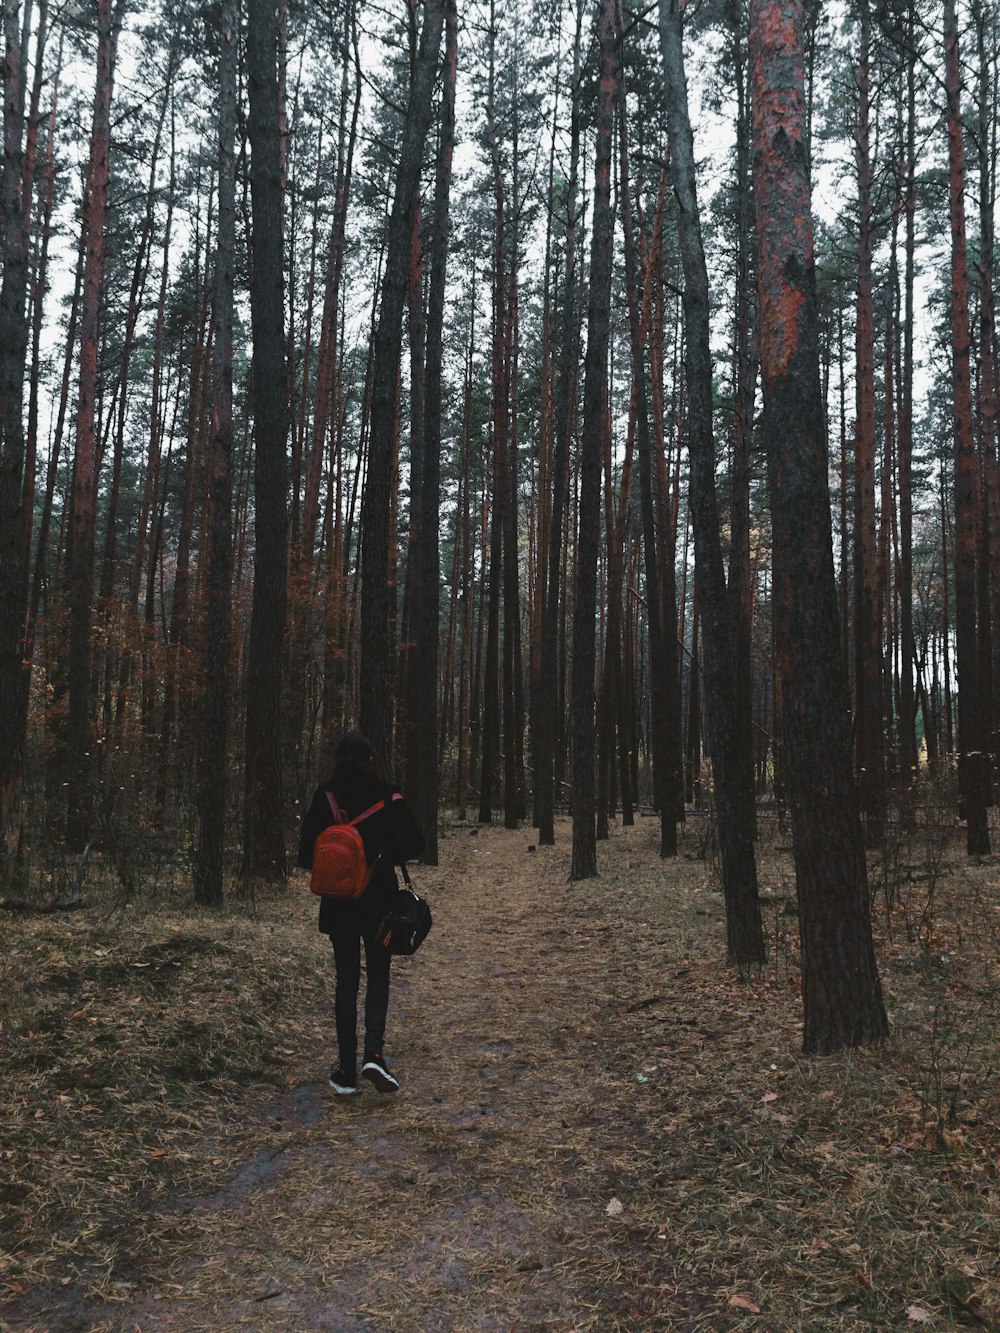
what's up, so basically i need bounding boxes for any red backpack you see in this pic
[309,791,400,899]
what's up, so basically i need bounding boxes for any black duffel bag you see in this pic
[375,867,432,955]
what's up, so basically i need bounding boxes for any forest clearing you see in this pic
[1,812,997,1332]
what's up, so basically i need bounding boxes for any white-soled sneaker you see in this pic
[361,1053,400,1093]
[329,1064,358,1095]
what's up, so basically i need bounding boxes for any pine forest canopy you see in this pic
[0,0,995,1054]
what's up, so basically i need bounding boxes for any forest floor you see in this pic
[0,809,998,1332]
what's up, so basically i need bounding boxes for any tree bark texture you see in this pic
[944,0,990,854]
[570,0,617,880]
[659,0,765,964]
[359,0,444,766]
[896,0,919,784]
[242,0,290,881]
[851,0,886,840]
[749,0,888,1052]
[194,0,238,906]
[0,0,29,880]
[536,0,584,846]
[975,0,1000,787]
[66,0,124,849]
[406,0,456,864]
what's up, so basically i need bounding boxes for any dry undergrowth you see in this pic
[0,810,997,1331]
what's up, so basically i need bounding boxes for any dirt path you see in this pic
[5,814,998,1331]
[114,818,688,1331]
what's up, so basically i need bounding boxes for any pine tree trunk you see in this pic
[0,0,31,880]
[944,0,991,854]
[65,0,124,850]
[504,146,525,829]
[974,0,1000,800]
[630,168,680,854]
[727,0,758,847]
[570,0,618,880]
[156,296,209,824]
[456,280,475,818]
[193,0,238,906]
[407,0,456,864]
[896,0,919,784]
[660,0,765,962]
[750,0,888,1052]
[14,21,60,750]
[241,0,290,882]
[535,0,583,846]
[852,0,886,841]
[359,0,444,764]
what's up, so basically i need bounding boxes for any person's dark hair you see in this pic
[330,731,377,787]
[335,731,375,764]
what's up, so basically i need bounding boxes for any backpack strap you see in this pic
[325,789,403,827]
[348,799,386,826]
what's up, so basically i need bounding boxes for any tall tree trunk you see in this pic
[193,0,238,906]
[65,0,125,850]
[504,104,525,829]
[570,0,617,880]
[15,0,49,657]
[659,0,765,964]
[400,193,425,779]
[15,19,59,744]
[944,0,990,854]
[597,252,633,836]
[479,449,502,822]
[359,0,444,764]
[896,0,919,784]
[630,167,678,855]
[406,0,456,863]
[750,0,888,1052]
[974,0,1000,799]
[456,275,475,818]
[727,0,758,845]
[132,125,176,615]
[648,190,685,849]
[536,0,584,846]
[480,2,507,827]
[241,0,290,881]
[0,0,31,880]
[851,0,886,841]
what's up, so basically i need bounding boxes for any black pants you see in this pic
[330,915,392,1068]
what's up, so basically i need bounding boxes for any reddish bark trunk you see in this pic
[750,0,888,1052]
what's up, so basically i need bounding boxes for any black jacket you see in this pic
[297,769,425,933]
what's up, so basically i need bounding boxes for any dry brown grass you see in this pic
[0,810,997,1331]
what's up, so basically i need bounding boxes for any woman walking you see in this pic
[298,732,425,1094]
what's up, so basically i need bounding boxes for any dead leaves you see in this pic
[729,1292,761,1313]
